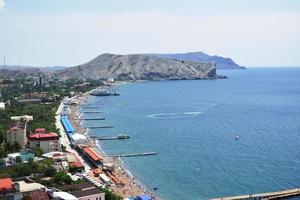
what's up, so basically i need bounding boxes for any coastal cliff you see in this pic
[150,51,244,69]
[55,53,218,81]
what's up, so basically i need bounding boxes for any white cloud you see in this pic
[0,0,5,10]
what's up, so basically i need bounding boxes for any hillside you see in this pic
[150,52,244,69]
[55,53,219,81]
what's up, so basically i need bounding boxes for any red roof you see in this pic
[83,147,103,161]
[70,155,84,168]
[29,132,59,140]
[35,128,46,134]
[0,178,13,190]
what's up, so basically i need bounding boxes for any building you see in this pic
[77,145,103,168]
[22,190,51,200]
[29,128,61,153]
[0,178,15,200]
[67,154,84,172]
[13,181,45,199]
[60,183,105,200]
[0,150,35,167]
[6,121,27,148]
[49,191,78,200]
[0,102,5,110]
[71,133,87,145]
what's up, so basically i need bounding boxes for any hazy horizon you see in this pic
[0,0,299,67]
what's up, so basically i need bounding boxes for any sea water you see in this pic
[83,68,300,200]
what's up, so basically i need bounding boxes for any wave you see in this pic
[184,111,203,115]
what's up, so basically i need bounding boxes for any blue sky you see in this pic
[0,0,299,67]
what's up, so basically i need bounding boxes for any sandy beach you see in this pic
[56,83,159,199]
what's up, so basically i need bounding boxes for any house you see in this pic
[0,178,15,200]
[6,121,27,148]
[22,190,51,200]
[13,181,45,199]
[67,154,84,172]
[60,183,105,200]
[29,128,61,153]
[0,150,35,167]
[0,102,5,110]
[77,145,103,168]
[49,191,78,200]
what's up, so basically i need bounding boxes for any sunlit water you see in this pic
[83,68,300,200]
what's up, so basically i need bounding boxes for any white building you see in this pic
[29,128,61,153]
[14,181,45,200]
[6,121,27,148]
[0,102,5,110]
[71,133,88,145]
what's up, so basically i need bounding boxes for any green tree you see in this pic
[33,147,43,157]
[16,156,22,163]
[53,170,72,185]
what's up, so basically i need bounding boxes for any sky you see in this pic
[0,0,299,67]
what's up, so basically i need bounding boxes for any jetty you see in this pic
[85,125,114,129]
[210,188,300,200]
[73,117,106,120]
[90,134,129,140]
[80,106,99,109]
[81,111,102,114]
[104,152,157,158]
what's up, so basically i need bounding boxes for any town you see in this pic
[0,73,152,200]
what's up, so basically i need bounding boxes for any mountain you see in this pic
[0,65,67,72]
[0,67,43,77]
[150,52,244,69]
[56,53,220,81]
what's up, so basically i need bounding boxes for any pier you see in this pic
[80,106,99,109]
[90,134,129,140]
[104,152,157,158]
[81,111,102,113]
[210,188,300,200]
[73,117,106,120]
[85,125,114,129]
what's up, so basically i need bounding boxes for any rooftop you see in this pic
[15,181,44,193]
[53,191,78,200]
[9,121,25,130]
[29,132,59,140]
[0,178,13,190]
[83,147,103,161]
[35,128,46,134]
[23,190,51,200]
[60,183,94,192]
[71,188,104,198]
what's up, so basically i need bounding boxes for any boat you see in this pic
[235,135,240,140]
[117,134,130,139]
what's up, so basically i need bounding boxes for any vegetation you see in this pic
[33,147,43,157]
[0,77,103,157]
[100,188,123,200]
[0,158,53,178]
[0,76,123,200]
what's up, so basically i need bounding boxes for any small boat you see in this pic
[117,134,130,139]
[153,187,158,190]
[235,135,240,140]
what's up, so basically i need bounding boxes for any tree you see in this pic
[53,170,72,185]
[33,147,43,157]
[16,156,22,163]
[44,166,56,177]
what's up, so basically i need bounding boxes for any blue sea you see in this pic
[83,68,300,200]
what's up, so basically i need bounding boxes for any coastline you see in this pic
[57,81,160,199]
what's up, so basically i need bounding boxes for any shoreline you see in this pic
[58,81,160,199]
